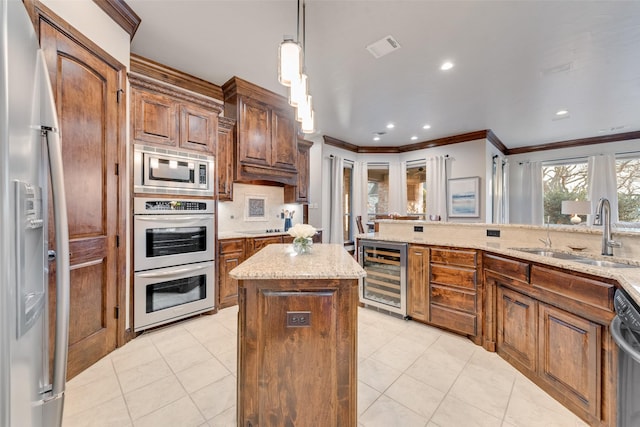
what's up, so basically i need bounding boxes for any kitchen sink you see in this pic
[510,248,584,260]
[511,248,636,268]
[572,259,636,268]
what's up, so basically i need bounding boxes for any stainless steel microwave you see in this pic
[133,144,214,196]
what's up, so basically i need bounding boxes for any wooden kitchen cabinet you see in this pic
[218,238,246,309]
[407,245,430,322]
[246,235,284,258]
[538,302,601,419]
[217,116,235,201]
[130,73,222,154]
[284,138,313,203]
[484,253,616,427]
[429,247,480,341]
[222,76,298,185]
[496,285,537,372]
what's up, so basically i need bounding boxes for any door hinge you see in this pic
[116,88,124,104]
[116,235,120,247]
[114,306,119,319]
[115,163,119,175]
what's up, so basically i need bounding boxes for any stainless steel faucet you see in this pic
[538,216,552,248]
[593,198,622,256]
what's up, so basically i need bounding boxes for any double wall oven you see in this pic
[133,145,216,332]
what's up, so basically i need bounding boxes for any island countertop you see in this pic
[229,243,366,280]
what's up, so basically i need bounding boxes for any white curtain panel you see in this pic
[388,160,404,214]
[353,161,368,221]
[492,156,509,224]
[399,161,408,214]
[426,156,448,220]
[329,155,344,243]
[520,161,543,225]
[588,154,618,225]
[502,159,510,224]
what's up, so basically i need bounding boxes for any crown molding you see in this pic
[92,0,140,40]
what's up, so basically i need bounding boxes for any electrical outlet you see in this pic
[486,229,500,237]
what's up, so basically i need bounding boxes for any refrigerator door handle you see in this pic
[37,48,70,424]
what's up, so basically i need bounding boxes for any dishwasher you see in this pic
[611,288,640,427]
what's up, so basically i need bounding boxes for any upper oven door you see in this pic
[134,213,214,271]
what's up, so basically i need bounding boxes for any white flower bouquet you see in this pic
[288,223,316,254]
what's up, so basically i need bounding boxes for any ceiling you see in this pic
[128,0,640,150]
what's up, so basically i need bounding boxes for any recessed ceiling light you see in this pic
[373,136,380,141]
[386,123,395,129]
[440,61,454,71]
[422,124,431,130]
[411,136,418,141]
[556,109,569,116]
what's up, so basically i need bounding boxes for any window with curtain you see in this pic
[367,163,389,219]
[542,160,588,224]
[406,160,426,217]
[616,156,640,223]
[343,163,353,242]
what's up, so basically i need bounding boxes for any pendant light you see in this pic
[278,37,301,87]
[279,0,315,133]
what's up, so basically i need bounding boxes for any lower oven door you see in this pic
[134,261,215,331]
[134,214,214,271]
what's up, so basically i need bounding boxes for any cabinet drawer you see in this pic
[530,266,614,312]
[430,284,476,313]
[431,248,477,267]
[430,305,477,336]
[484,253,530,283]
[220,238,245,254]
[430,264,476,290]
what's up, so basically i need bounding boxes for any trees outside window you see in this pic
[616,157,640,223]
[367,164,389,219]
[406,163,426,217]
[542,162,588,224]
[343,165,353,242]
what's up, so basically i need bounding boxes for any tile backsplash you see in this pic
[217,183,303,233]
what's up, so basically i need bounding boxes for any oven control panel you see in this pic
[133,197,215,215]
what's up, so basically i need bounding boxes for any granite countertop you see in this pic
[218,228,323,240]
[357,232,640,305]
[229,243,366,280]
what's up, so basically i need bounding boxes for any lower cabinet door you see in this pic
[538,302,601,419]
[496,286,537,372]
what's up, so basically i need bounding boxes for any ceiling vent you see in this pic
[366,35,401,59]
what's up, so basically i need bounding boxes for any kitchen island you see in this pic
[230,243,365,427]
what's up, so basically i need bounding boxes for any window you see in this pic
[542,161,588,224]
[616,157,640,222]
[367,164,389,219]
[343,164,353,242]
[406,161,426,217]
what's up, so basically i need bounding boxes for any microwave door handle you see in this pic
[136,264,211,279]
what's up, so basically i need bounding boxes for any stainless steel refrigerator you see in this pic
[1,0,70,425]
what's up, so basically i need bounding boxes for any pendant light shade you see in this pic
[289,73,308,107]
[296,94,312,122]
[278,38,301,87]
[301,109,315,133]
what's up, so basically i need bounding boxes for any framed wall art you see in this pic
[245,195,267,221]
[448,177,480,218]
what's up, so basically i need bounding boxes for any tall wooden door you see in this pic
[38,16,125,379]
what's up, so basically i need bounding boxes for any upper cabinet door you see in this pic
[132,88,178,146]
[238,97,271,167]
[179,104,217,153]
[270,107,296,171]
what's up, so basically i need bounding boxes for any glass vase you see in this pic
[293,237,313,255]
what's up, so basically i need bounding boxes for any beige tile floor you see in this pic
[62,306,588,427]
